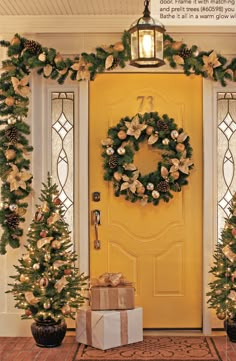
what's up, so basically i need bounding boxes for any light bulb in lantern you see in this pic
[141,33,152,58]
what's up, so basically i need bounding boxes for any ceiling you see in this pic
[0,0,144,16]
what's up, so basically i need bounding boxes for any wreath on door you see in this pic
[102,112,193,206]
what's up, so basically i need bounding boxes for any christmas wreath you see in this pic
[102,112,193,206]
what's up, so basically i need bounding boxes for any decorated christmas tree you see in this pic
[207,193,236,321]
[7,174,87,323]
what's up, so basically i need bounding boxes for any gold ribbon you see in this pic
[222,245,236,262]
[54,276,68,293]
[37,236,53,249]
[25,291,39,305]
[90,272,132,288]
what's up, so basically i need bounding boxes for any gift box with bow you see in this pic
[90,273,135,310]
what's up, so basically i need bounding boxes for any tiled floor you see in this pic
[0,332,236,361]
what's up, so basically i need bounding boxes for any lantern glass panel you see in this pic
[139,29,154,58]
[131,31,138,60]
[155,30,164,60]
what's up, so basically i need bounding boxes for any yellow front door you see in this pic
[89,73,202,328]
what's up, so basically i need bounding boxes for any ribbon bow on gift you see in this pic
[90,272,132,287]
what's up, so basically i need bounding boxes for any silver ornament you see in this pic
[171,130,179,139]
[147,183,154,191]
[9,204,18,212]
[106,147,115,156]
[162,138,170,145]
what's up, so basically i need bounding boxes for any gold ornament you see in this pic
[117,147,126,155]
[5,96,15,106]
[7,117,17,125]
[44,253,51,262]
[51,240,61,249]
[113,172,122,181]
[62,304,71,315]
[172,171,180,180]
[172,41,183,50]
[10,36,21,46]
[5,149,16,160]
[173,55,185,65]
[20,274,29,282]
[113,42,124,52]
[217,312,226,320]
[117,130,127,140]
[137,185,146,194]
[33,263,40,270]
[152,190,160,199]
[38,52,46,62]
[43,300,51,309]
[146,126,154,135]
[176,143,185,152]
[54,52,63,64]
[42,201,49,213]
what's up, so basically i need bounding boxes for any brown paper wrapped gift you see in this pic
[76,306,143,350]
[90,285,135,310]
[90,273,135,310]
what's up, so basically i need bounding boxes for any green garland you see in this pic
[0,31,235,254]
[102,112,193,205]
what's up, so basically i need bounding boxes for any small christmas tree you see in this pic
[207,193,236,321]
[7,174,88,323]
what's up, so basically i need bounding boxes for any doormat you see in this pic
[75,336,220,361]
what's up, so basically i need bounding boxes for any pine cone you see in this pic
[157,181,170,193]
[156,120,169,132]
[108,155,118,169]
[24,40,42,54]
[179,48,192,59]
[5,126,19,144]
[5,214,20,229]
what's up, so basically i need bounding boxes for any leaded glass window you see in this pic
[51,92,74,239]
[217,92,236,239]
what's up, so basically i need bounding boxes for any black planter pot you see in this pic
[224,318,236,342]
[31,319,67,348]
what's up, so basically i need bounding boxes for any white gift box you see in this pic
[76,306,143,350]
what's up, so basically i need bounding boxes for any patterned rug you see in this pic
[75,336,220,361]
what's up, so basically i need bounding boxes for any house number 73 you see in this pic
[137,96,154,112]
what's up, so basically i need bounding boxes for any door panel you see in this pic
[89,73,202,328]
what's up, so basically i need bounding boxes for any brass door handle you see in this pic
[92,210,101,249]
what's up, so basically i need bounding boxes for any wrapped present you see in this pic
[76,306,143,350]
[90,272,135,310]
[90,285,135,310]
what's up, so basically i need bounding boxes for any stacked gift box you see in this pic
[76,273,143,350]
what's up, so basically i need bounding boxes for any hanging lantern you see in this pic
[128,0,165,68]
